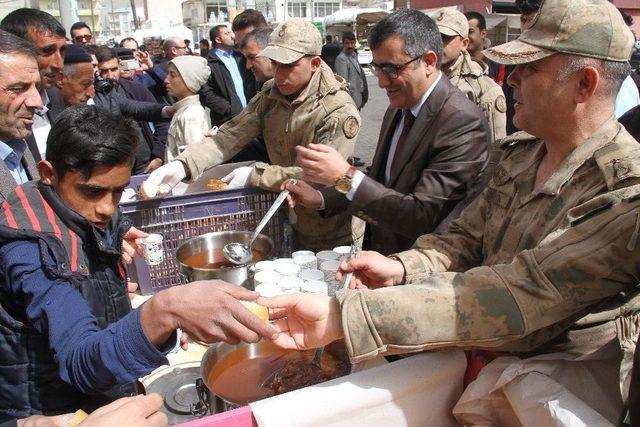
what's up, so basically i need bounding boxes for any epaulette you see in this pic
[499,131,538,149]
[594,128,640,189]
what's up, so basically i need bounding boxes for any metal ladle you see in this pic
[222,187,292,265]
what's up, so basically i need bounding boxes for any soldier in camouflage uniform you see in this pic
[262,0,639,423]
[144,20,361,251]
[436,8,507,144]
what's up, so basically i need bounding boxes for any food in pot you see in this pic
[207,342,350,405]
[265,359,350,395]
[181,248,265,269]
[207,178,228,191]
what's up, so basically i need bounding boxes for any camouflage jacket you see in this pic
[446,50,507,144]
[337,117,640,373]
[177,63,361,250]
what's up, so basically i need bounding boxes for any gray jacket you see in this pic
[334,51,368,109]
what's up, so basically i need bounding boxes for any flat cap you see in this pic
[434,8,469,38]
[64,44,92,64]
[258,19,322,64]
[484,0,634,65]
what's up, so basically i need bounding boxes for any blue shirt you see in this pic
[0,239,175,394]
[215,48,247,108]
[0,139,29,184]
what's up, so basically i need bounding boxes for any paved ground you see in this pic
[353,74,387,167]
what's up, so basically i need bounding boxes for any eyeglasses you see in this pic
[73,34,92,42]
[370,55,422,79]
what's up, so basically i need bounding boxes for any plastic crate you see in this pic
[121,165,289,295]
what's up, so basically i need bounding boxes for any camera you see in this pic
[120,58,140,71]
[94,76,115,95]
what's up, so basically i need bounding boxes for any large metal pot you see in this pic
[198,341,351,413]
[176,231,273,287]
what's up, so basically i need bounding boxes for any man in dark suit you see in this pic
[0,30,43,201]
[285,9,490,255]
[201,25,251,127]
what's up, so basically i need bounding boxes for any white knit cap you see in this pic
[169,56,211,93]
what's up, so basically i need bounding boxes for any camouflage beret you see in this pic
[484,0,634,65]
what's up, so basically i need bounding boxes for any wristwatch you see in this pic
[334,166,357,194]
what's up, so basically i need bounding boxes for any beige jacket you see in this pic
[177,64,361,250]
[337,117,640,397]
[166,95,211,163]
[446,50,507,144]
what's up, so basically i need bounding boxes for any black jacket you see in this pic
[119,79,169,162]
[620,104,640,143]
[200,49,254,127]
[0,182,133,420]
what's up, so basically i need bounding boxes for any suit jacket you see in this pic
[200,49,252,127]
[23,87,66,162]
[0,140,40,202]
[334,50,368,109]
[45,87,66,125]
[322,76,490,255]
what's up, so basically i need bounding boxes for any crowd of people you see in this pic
[0,0,639,425]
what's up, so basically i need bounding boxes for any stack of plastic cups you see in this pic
[293,254,317,270]
[292,250,314,259]
[254,283,283,297]
[316,250,339,269]
[279,275,304,293]
[301,280,329,295]
[320,260,341,296]
[275,261,300,278]
[254,260,276,273]
[254,270,281,288]
[299,268,324,282]
[333,246,352,261]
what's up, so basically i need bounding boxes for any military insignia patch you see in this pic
[343,116,359,139]
[495,95,507,113]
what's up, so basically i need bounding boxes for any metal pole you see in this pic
[90,0,95,33]
[58,0,79,32]
[130,0,139,30]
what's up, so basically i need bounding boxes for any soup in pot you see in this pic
[182,247,265,269]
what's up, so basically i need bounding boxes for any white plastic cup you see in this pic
[315,250,339,268]
[332,246,351,255]
[292,250,314,259]
[255,260,276,272]
[254,270,281,287]
[293,255,317,270]
[276,262,301,277]
[298,268,324,282]
[140,234,164,265]
[301,280,328,295]
[274,258,296,269]
[333,246,352,261]
[255,283,283,297]
[320,260,341,283]
[279,275,304,292]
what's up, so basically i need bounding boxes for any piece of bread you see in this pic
[66,409,89,427]
[139,181,158,199]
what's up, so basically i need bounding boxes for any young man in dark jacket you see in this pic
[0,105,276,421]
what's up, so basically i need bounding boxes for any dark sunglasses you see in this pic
[73,34,92,42]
